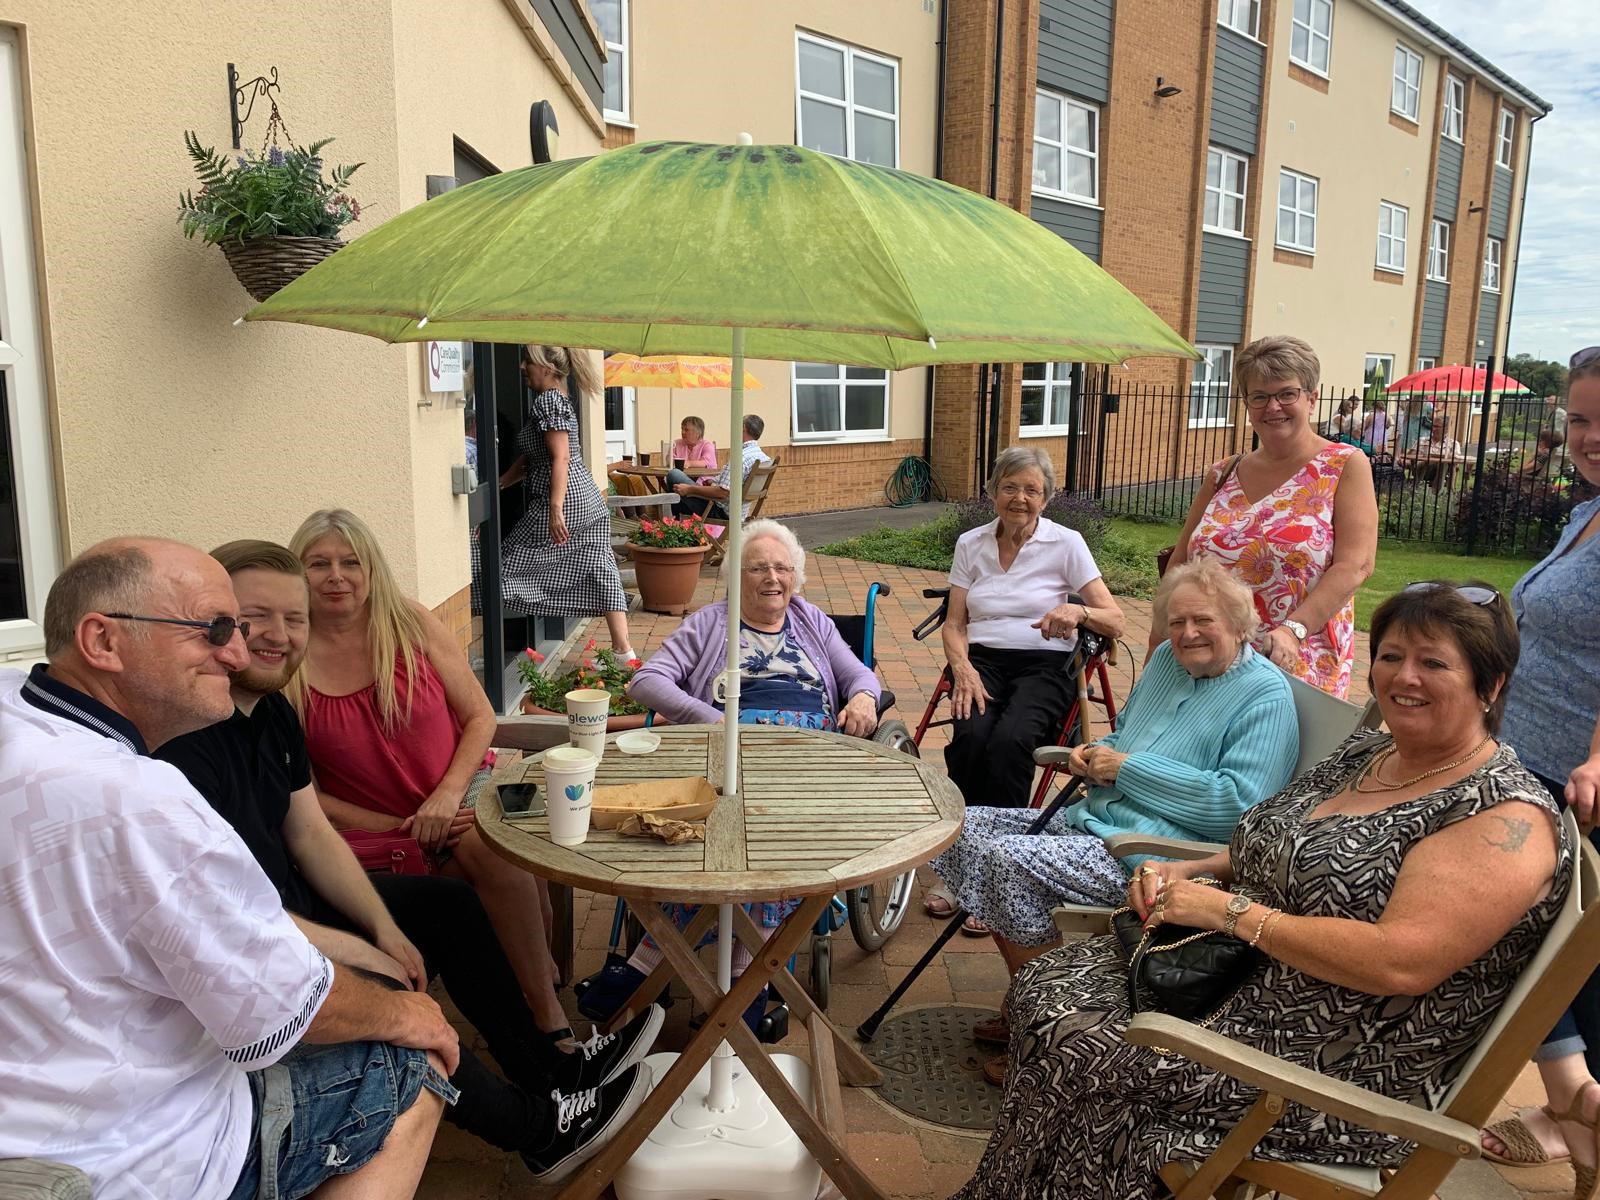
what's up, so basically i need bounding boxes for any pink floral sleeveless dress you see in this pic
[1187,443,1357,697]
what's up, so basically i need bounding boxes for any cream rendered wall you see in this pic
[624,0,941,455]
[388,0,606,605]
[1250,0,1434,390]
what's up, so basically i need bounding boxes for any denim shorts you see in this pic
[226,1041,458,1200]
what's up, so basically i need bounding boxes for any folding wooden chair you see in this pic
[704,454,780,565]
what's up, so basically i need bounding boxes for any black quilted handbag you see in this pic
[1110,903,1261,1022]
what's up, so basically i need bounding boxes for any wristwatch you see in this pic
[1222,893,1252,939]
[1282,619,1308,642]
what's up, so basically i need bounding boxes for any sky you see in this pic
[1410,0,1599,363]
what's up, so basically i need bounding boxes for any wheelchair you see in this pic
[584,581,920,1029]
[907,587,1121,807]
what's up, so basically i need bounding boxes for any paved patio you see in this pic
[421,545,1561,1200]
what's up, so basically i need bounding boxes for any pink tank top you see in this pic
[302,650,467,819]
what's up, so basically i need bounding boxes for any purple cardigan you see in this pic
[627,596,881,726]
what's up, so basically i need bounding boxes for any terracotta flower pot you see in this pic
[629,543,709,615]
[518,700,651,731]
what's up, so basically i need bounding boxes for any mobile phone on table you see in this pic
[497,782,543,815]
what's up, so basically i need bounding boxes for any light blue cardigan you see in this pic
[1062,642,1299,855]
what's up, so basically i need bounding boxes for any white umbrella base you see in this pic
[613,1050,823,1200]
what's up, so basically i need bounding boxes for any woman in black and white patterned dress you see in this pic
[952,582,1571,1200]
[498,344,634,657]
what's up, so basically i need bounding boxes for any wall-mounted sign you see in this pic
[427,340,465,392]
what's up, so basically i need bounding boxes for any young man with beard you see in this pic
[155,540,660,1184]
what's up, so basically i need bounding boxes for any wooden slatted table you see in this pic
[476,725,964,1200]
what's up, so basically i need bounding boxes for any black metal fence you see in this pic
[1067,377,1592,558]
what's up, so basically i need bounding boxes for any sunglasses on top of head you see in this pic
[1401,583,1500,607]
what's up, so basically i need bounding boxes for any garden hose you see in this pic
[884,456,948,507]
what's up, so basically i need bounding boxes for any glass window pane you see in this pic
[844,385,886,431]
[1298,178,1316,210]
[1065,105,1092,152]
[845,366,887,380]
[1312,1,1330,35]
[1066,153,1093,199]
[853,57,896,114]
[1278,210,1295,244]
[796,362,837,380]
[1022,362,1046,382]
[1206,151,1221,188]
[1204,190,1220,228]
[1035,96,1060,142]
[1033,144,1061,191]
[1291,24,1309,61]
[1227,158,1246,192]
[853,112,896,166]
[0,374,26,619]
[795,384,840,433]
[1298,214,1314,246]
[1221,194,1239,231]
[798,40,845,98]
[800,98,848,157]
[1021,386,1044,427]
[591,0,622,43]
[604,56,624,109]
[1278,172,1295,205]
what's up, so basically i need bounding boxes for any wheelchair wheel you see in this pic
[809,932,832,1011]
[846,870,917,951]
[872,718,919,758]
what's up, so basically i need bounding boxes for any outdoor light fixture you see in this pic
[1154,77,1183,98]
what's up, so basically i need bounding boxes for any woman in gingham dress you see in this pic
[499,344,634,657]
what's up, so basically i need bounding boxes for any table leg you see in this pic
[643,899,890,1200]
[559,898,822,1200]
[602,904,720,1032]
[729,904,882,1087]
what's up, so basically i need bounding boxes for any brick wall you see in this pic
[432,582,474,655]
[762,437,929,516]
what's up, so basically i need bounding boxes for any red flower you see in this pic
[525,648,544,663]
[584,638,598,651]
[628,657,643,669]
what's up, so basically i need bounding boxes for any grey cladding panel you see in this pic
[1477,292,1500,355]
[1032,195,1102,263]
[1490,171,1512,238]
[1196,233,1250,345]
[1038,0,1113,104]
[530,0,604,108]
[1435,139,1463,213]
[1210,29,1264,156]
[1418,281,1448,357]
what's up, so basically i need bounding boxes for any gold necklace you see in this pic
[1352,735,1493,794]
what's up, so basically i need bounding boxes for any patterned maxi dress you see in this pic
[950,733,1571,1200]
[500,388,628,619]
[1187,443,1358,697]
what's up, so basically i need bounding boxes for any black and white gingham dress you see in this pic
[500,389,627,619]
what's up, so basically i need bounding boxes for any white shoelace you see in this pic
[577,1024,617,1061]
[551,1085,599,1134]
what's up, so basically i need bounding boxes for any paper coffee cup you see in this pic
[543,746,598,846]
[565,688,611,760]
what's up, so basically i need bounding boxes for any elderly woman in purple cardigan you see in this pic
[627,519,880,735]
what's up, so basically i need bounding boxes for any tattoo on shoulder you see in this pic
[1483,815,1533,854]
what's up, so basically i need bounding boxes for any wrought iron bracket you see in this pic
[228,64,280,149]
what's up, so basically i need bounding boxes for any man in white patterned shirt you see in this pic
[0,538,454,1200]
[669,413,772,521]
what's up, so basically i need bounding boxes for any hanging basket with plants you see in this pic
[178,122,364,301]
[628,514,712,615]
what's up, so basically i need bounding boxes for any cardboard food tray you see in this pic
[590,776,718,830]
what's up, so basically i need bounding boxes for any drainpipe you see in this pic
[921,0,950,496]
[1501,109,1545,362]
[978,0,1006,492]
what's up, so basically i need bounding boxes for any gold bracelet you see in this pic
[1261,910,1287,956]
[1247,906,1275,947]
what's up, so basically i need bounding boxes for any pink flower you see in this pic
[628,657,643,669]
[584,638,598,651]
[525,648,544,663]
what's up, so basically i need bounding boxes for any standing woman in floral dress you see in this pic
[499,344,635,658]
[1159,336,1377,697]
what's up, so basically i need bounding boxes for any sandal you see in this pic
[1481,1107,1571,1166]
[1565,1082,1600,1200]
[972,1013,1010,1047]
[923,887,958,919]
[961,914,991,937]
[981,1054,1006,1087]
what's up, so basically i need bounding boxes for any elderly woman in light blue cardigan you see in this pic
[934,560,1299,982]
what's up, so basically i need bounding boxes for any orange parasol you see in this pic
[602,353,764,390]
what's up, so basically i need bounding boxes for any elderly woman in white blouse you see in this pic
[939,446,1126,816]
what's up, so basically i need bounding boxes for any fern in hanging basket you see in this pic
[178,131,365,299]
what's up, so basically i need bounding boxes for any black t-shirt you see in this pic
[156,693,325,919]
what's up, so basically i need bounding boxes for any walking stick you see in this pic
[856,629,1108,1042]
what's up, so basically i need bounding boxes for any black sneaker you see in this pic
[521,1063,650,1184]
[552,1002,665,1091]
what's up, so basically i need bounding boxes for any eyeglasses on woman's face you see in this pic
[742,562,795,579]
[996,483,1046,500]
[1244,387,1307,409]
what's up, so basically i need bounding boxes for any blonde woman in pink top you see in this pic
[287,509,577,1042]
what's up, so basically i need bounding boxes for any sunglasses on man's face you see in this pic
[105,613,251,646]
[1401,583,1500,607]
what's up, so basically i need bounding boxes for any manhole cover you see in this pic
[861,1004,1002,1132]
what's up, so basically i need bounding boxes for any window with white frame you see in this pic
[1415,356,1437,371]
[1276,169,1318,253]
[1021,363,1076,435]
[592,0,629,122]
[1364,354,1395,389]
[1376,201,1408,273]
[1189,346,1235,427]
[1441,75,1464,141]
[1217,0,1260,38]
[1032,90,1099,203]
[1290,0,1332,75]
[796,33,899,167]
[1391,44,1422,120]
[1427,219,1450,281]
[1497,109,1516,168]
[1482,237,1502,292]
[791,363,889,441]
[1471,358,1491,412]
[1204,147,1248,235]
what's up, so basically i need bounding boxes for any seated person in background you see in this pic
[1396,394,1441,454]
[0,538,453,1200]
[627,518,880,733]
[667,413,772,522]
[951,581,1566,1200]
[1361,399,1392,457]
[156,540,654,1184]
[1519,426,1568,483]
[671,414,719,482]
[938,445,1125,815]
[932,561,1298,1083]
